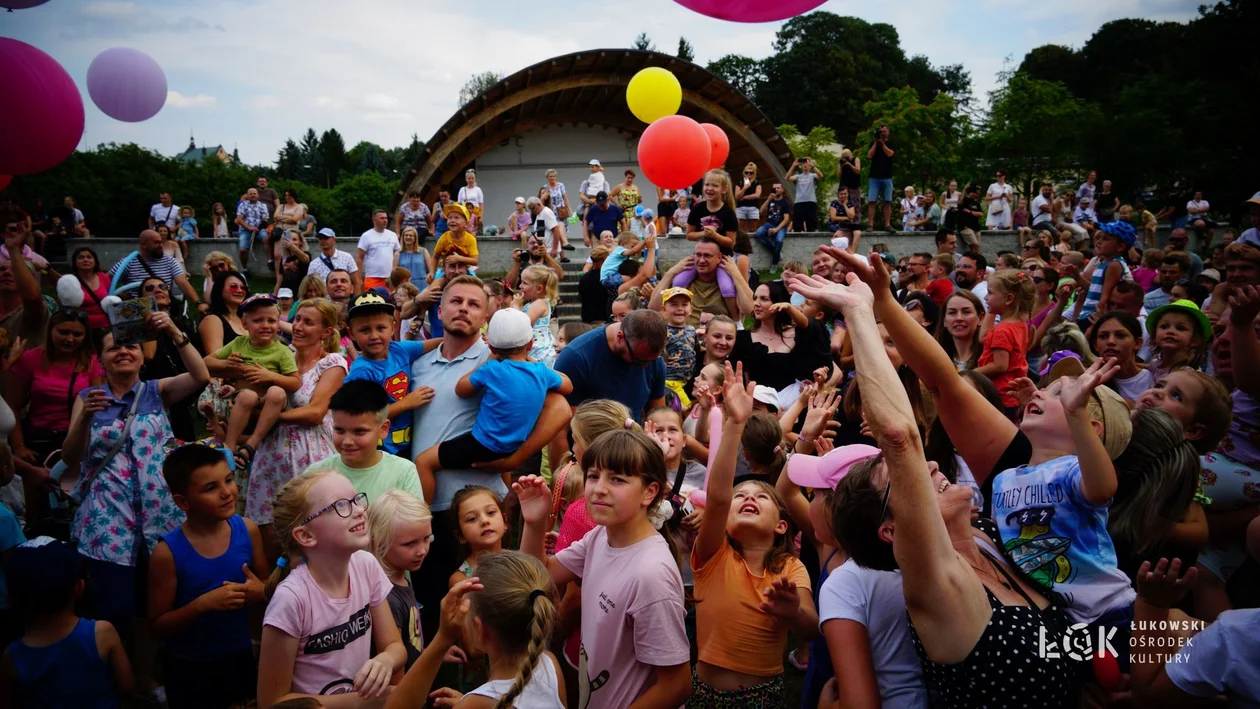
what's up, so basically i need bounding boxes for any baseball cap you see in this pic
[642,208,654,219]
[660,287,692,303]
[486,309,533,349]
[589,159,602,166]
[1098,220,1136,247]
[596,191,609,202]
[786,444,882,490]
[6,537,83,611]
[752,385,779,410]
[347,292,394,320]
[237,292,276,316]
[1241,191,1260,206]
[1146,299,1212,343]
[443,202,470,221]
[317,227,337,239]
[276,288,294,299]
[1041,356,1134,460]
[514,196,525,204]
[1197,268,1222,284]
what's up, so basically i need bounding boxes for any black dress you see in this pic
[140,314,204,442]
[729,320,831,393]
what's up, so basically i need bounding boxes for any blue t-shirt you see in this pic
[177,216,197,239]
[599,245,630,284]
[554,326,665,422]
[162,515,253,660]
[990,455,1136,623]
[469,359,564,453]
[1165,608,1260,704]
[346,340,431,455]
[585,204,624,237]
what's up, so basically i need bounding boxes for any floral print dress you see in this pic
[71,380,184,566]
[246,353,347,524]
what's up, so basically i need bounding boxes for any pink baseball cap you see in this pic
[786,444,881,490]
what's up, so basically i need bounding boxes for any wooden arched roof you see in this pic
[390,49,794,211]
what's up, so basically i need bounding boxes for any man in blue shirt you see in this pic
[584,191,624,238]
[554,308,667,421]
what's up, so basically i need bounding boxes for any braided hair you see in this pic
[467,551,557,708]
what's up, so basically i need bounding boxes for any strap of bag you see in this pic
[76,275,106,310]
[71,381,144,502]
[321,254,335,272]
[66,371,77,420]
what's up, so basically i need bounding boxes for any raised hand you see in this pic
[759,576,802,619]
[786,271,874,314]
[1058,357,1120,414]
[722,360,755,424]
[1136,558,1197,608]
[435,577,484,647]
[1227,284,1260,326]
[511,475,552,526]
[1006,377,1036,408]
[802,388,840,440]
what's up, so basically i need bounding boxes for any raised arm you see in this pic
[1227,286,1260,400]
[1057,357,1121,504]
[693,361,754,568]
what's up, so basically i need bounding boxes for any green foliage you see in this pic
[458,71,503,106]
[632,32,655,52]
[861,86,962,190]
[677,37,695,62]
[706,54,766,102]
[777,124,840,199]
[331,173,394,234]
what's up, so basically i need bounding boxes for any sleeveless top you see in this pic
[162,515,254,660]
[616,185,641,212]
[908,520,1083,709]
[1078,257,1133,321]
[215,313,245,341]
[466,654,565,708]
[8,618,117,709]
[524,301,555,364]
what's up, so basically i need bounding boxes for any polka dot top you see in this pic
[908,521,1085,708]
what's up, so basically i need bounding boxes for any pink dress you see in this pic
[246,353,347,524]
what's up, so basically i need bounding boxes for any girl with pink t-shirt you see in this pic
[517,429,692,709]
[258,470,405,708]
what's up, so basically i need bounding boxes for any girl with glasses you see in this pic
[259,469,405,707]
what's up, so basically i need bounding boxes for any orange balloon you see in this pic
[638,115,711,191]
[701,124,729,170]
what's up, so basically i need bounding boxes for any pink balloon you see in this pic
[701,124,730,170]
[1,0,52,10]
[0,175,11,192]
[0,38,84,175]
[87,47,167,123]
[638,115,711,191]
[673,0,826,23]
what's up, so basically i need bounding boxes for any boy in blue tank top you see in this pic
[147,444,269,708]
[2,537,133,708]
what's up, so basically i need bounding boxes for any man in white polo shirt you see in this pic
[308,227,362,293]
[357,209,400,291]
[148,192,180,231]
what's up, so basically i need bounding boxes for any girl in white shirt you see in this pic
[457,170,485,234]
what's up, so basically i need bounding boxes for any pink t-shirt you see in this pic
[263,551,391,697]
[554,526,689,709]
[10,348,104,431]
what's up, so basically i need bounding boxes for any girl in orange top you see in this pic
[976,269,1035,411]
[691,362,819,705]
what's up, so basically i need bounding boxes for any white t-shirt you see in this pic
[1187,199,1210,216]
[819,561,928,709]
[986,183,1013,218]
[1165,608,1260,704]
[1112,369,1155,402]
[1031,195,1054,226]
[150,203,180,228]
[971,279,990,310]
[357,229,400,279]
[457,186,485,208]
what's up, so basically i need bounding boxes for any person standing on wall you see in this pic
[788,156,823,232]
[866,124,896,232]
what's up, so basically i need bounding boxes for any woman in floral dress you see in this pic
[61,310,209,694]
[246,297,346,557]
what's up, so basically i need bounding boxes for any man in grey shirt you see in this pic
[409,274,570,635]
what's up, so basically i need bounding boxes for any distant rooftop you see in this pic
[175,136,232,164]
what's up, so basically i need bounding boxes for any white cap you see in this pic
[753,385,780,409]
[668,226,684,235]
[487,309,534,349]
[514,196,525,204]
[277,288,294,299]
[589,159,602,166]
[317,227,337,238]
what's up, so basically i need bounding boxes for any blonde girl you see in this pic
[735,161,763,233]
[367,489,438,671]
[211,202,230,239]
[515,264,558,366]
[399,226,433,284]
[976,269,1036,410]
[258,470,405,708]
[449,485,507,589]
[675,169,742,297]
[516,430,693,708]
[388,552,565,709]
[692,362,817,704]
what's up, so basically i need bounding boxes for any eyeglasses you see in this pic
[301,492,369,526]
[1026,264,1040,272]
[143,282,170,293]
[1032,276,1047,284]
[897,266,908,272]
[879,480,892,522]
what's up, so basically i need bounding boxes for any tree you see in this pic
[632,32,656,52]
[458,71,503,106]
[677,37,695,62]
[319,128,347,188]
[707,55,766,102]
[861,86,962,190]
[356,143,388,177]
[297,128,322,185]
[332,172,393,234]
[276,140,301,180]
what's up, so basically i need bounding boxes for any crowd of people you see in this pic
[0,162,1257,709]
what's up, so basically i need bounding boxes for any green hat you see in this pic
[1146,299,1212,342]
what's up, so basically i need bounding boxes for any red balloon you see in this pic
[1091,651,1123,691]
[701,123,730,170]
[638,115,711,191]
[673,0,826,23]
[0,175,10,192]
[0,38,85,175]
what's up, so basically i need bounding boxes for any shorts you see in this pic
[177,234,196,242]
[867,177,893,203]
[165,649,257,709]
[735,206,760,220]
[600,270,623,289]
[438,431,512,470]
[237,229,260,251]
[197,381,239,423]
[657,201,676,219]
[364,276,388,291]
[960,228,979,246]
[692,668,784,709]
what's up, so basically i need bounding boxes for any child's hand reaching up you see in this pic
[512,475,552,527]
[434,577,484,648]
[722,361,755,424]
[759,576,802,619]
[1058,357,1120,415]
[802,388,840,442]
[1136,558,1197,608]
[1007,377,1036,408]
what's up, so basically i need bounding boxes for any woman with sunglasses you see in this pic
[735,162,763,234]
[70,247,112,331]
[5,307,105,524]
[139,276,203,442]
[62,310,209,698]
[200,251,237,303]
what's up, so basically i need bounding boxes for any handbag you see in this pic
[69,381,145,505]
[557,204,572,220]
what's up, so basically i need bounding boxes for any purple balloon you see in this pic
[1,0,52,10]
[0,38,84,175]
[87,47,167,123]
[673,0,825,22]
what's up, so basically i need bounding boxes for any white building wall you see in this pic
[472,125,660,232]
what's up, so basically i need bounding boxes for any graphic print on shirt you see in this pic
[578,644,610,709]
[304,604,373,655]
[383,372,411,447]
[1001,506,1072,588]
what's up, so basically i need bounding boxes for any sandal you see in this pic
[234,443,255,470]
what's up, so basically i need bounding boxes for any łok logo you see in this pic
[1038,622,1117,661]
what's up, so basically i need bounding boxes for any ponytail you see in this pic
[264,469,334,599]
[741,412,788,485]
[465,552,556,709]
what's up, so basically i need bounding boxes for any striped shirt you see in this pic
[109,254,185,291]
[1078,256,1132,321]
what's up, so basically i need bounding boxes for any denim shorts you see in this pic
[868,178,893,202]
[237,228,260,251]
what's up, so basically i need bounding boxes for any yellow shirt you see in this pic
[433,230,479,266]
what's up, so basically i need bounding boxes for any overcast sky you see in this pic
[7,0,1200,166]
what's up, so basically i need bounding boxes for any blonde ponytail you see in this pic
[466,552,556,709]
[264,468,335,599]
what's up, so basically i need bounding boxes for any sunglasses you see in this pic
[143,282,170,293]
[879,480,892,522]
[301,492,369,526]
[744,171,754,175]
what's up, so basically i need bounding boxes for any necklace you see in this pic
[970,552,1013,591]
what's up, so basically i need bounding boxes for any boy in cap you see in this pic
[659,286,697,406]
[204,292,301,468]
[413,309,571,495]
[2,537,134,706]
[431,202,479,283]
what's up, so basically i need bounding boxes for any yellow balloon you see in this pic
[626,67,682,124]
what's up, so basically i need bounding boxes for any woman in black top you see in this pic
[139,276,204,441]
[729,281,830,393]
[734,162,763,234]
[836,148,861,210]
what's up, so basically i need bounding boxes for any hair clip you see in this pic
[773,445,782,454]
[528,589,547,604]
[624,418,635,429]
[275,556,288,569]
